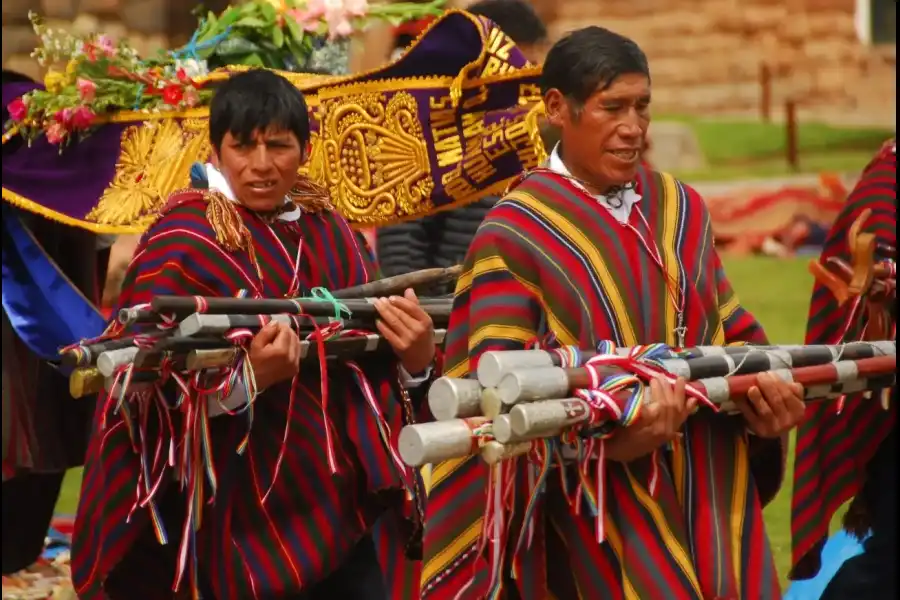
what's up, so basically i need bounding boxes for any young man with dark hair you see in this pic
[376,0,550,286]
[422,26,805,599]
[71,69,436,600]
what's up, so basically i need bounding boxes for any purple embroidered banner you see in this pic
[1,10,545,233]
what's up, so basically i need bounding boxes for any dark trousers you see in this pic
[821,429,897,600]
[292,534,386,600]
[1,471,64,574]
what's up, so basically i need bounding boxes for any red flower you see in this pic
[69,106,95,130]
[82,41,97,61]
[176,68,189,83]
[54,108,73,125]
[7,98,28,121]
[162,84,184,106]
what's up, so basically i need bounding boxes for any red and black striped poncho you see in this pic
[790,140,897,579]
[71,190,425,600]
[422,167,785,600]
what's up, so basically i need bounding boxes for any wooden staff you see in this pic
[476,344,763,388]
[506,356,895,442]
[97,338,228,376]
[60,329,171,369]
[494,342,895,407]
[176,313,371,337]
[98,330,447,377]
[119,296,453,326]
[330,265,462,299]
[401,357,896,464]
[504,365,895,444]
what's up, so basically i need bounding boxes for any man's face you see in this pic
[211,127,303,212]
[544,73,651,191]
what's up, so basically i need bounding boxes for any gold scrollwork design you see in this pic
[87,118,211,228]
[307,91,433,224]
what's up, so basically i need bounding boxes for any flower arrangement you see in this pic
[5,0,445,146]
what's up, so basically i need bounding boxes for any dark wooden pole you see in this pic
[785,99,799,172]
[759,63,772,123]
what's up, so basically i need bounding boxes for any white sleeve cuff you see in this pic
[398,364,433,389]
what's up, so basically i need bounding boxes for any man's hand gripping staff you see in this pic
[246,288,436,390]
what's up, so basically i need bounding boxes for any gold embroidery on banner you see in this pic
[87,119,211,228]
[307,91,434,224]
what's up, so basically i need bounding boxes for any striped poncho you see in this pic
[422,167,785,600]
[790,140,897,579]
[71,189,424,600]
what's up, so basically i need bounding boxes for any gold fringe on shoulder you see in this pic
[289,177,334,214]
[204,190,262,279]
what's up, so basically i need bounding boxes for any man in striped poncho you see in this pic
[421,27,807,600]
[71,70,438,600]
[791,139,896,600]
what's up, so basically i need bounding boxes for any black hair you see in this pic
[540,26,650,107]
[209,69,311,151]
[466,0,548,46]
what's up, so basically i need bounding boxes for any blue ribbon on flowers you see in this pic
[171,21,234,61]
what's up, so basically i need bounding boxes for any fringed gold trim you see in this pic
[289,177,334,214]
[1,186,144,234]
[204,190,262,279]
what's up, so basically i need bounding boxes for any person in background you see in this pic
[375,0,550,288]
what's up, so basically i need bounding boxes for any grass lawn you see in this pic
[658,115,892,182]
[54,255,830,587]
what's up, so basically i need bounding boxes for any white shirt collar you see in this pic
[547,144,641,224]
[204,163,302,223]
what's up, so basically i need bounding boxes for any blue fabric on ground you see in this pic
[40,527,71,560]
[784,530,868,600]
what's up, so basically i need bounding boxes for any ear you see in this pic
[208,148,220,168]
[543,89,567,129]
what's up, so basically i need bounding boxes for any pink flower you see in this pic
[69,106,95,129]
[183,87,200,108]
[327,17,353,38]
[76,78,96,102]
[288,5,325,32]
[46,122,67,145]
[343,0,369,16]
[95,35,116,56]
[7,98,28,121]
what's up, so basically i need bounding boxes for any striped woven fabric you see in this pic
[71,190,424,600]
[790,140,897,579]
[422,167,782,599]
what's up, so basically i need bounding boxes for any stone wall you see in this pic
[4,0,895,125]
[1,0,205,80]
[551,0,895,125]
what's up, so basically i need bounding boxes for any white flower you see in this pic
[175,58,209,79]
